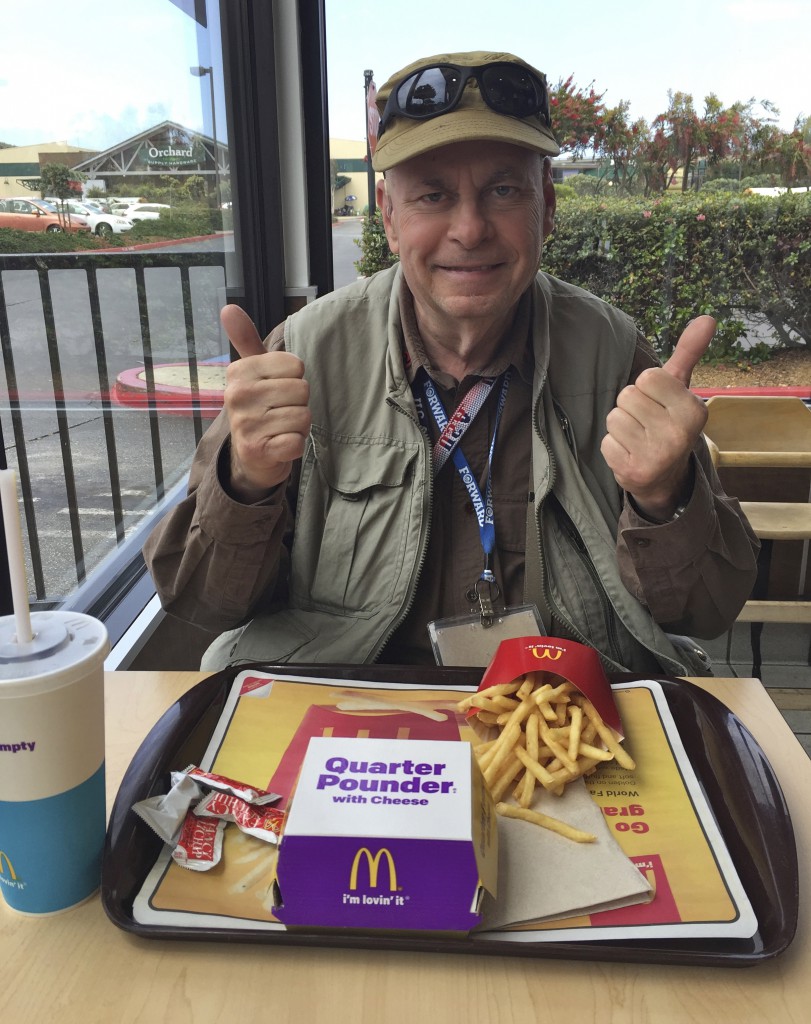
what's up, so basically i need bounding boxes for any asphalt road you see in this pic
[0,221,363,604]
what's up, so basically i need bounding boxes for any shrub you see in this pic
[353,190,811,358]
[354,210,398,277]
[542,191,811,357]
[700,178,742,193]
[0,227,104,253]
[553,184,578,202]
[126,208,222,242]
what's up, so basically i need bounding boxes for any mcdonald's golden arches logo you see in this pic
[349,847,397,891]
[0,850,17,880]
[529,647,563,661]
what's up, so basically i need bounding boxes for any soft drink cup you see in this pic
[0,610,109,914]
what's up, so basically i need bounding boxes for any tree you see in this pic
[777,115,811,183]
[594,101,646,192]
[548,75,606,156]
[39,163,85,228]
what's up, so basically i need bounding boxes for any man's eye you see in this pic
[421,192,445,203]
[493,185,516,197]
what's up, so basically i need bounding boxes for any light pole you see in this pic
[190,65,222,212]
[364,70,377,216]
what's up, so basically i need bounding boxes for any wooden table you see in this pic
[2,672,808,1024]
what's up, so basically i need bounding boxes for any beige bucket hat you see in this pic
[372,51,560,171]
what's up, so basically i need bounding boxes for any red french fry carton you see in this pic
[474,637,624,737]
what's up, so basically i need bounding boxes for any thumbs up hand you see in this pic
[600,316,715,521]
[221,304,311,503]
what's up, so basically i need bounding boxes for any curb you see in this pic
[92,230,233,254]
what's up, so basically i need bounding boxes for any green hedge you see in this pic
[355,192,811,359]
[542,191,811,357]
[0,227,109,253]
[126,207,224,242]
[0,206,226,253]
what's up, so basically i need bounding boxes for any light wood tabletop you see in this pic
[1,671,808,1024]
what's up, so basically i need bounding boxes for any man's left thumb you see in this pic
[663,315,717,387]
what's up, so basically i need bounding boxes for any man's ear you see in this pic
[377,177,400,254]
[541,156,556,238]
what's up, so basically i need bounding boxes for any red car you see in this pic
[0,197,91,233]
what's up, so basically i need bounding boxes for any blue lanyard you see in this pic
[413,368,512,587]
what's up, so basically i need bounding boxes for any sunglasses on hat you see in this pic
[378,61,551,138]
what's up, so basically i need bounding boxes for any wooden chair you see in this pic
[733,502,811,676]
[702,397,811,676]
[703,395,811,468]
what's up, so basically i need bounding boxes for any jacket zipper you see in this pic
[531,388,628,674]
[545,395,687,675]
[371,397,433,661]
[556,501,625,667]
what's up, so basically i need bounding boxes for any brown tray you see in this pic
[101,665,798,966]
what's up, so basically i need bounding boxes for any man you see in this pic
[144,51,758,675]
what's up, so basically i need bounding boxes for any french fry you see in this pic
[490,755,525,803]
[567,705,583,764]
[577,698,636,770]
[515,744,557,789]
[496,802,596,843]
[517,712,540,807]
[456,681,522,712]
[516,674,536,700]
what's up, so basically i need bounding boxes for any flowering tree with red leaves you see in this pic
[548,75,606,156]
[637,91,752,192]
[777,116,811,182]
[593,101,647,189]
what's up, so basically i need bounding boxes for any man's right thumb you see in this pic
[221,304,267,359]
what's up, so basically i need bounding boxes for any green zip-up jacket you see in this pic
[179,266,755,675]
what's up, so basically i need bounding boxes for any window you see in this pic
[0,0,331,664]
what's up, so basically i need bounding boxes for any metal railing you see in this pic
[0,249,226,629]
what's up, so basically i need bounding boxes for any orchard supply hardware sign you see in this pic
[141,134,204,167]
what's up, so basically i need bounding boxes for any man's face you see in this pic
[379,141,555,338]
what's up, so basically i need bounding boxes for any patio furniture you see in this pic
[702,396,811,676]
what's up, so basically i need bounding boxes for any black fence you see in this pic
[0,249,226,621]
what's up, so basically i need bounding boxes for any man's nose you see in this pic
[447,198,491,248]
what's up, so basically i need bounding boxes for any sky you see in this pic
[1,0,808,152]
[326,0,811,139]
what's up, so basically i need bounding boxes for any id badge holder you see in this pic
[428,603,545,667]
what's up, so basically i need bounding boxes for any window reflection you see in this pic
[0,0,233,623]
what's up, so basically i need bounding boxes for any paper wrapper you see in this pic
[478,779,652,930]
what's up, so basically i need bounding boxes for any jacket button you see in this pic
[635,537,651,548]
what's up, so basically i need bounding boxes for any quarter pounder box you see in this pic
[272,737,498,932]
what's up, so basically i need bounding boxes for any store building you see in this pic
[0,141,98,200]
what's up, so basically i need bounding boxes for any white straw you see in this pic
[0,468,33,644]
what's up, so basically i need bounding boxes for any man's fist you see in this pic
[221,305,311,502]
[601,316,715,520]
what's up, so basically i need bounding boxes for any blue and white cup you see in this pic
[0,611,109,915]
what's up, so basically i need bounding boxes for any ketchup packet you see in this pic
[474,636,624,737]
[194,790,286,843]
[171,811,226,871]
[182,765,281,806]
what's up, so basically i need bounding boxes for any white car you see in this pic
[121,203,171,222]
[45,199,133,238]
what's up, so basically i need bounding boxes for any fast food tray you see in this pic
[101,664,798,967]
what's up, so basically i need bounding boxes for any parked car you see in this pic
[121,203,171,222]
[45,198,133,237]
[0,197,91,233]
[107,197,147,214]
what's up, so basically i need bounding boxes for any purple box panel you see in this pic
[274,835,481,932]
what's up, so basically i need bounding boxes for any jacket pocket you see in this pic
[290,427,422,616]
